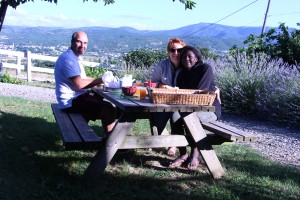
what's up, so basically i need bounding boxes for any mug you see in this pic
[119,78,132,87]
[119,75,135,87]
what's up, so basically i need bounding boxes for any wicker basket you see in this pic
[148,88,216,105]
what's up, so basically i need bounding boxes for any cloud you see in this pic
[4,6,170,30]
[4,8,160,30]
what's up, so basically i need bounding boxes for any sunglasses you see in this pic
[169,48,183,53]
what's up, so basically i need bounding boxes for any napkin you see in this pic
[101,71,119,88]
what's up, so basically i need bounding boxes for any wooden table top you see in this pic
[92,87,215,113]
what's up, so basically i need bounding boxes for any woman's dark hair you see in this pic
[180,45,204,65]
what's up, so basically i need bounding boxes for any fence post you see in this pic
[25,50,32,82]
[16,55,21,75]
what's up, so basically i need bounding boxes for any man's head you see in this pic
[71,31,88,57]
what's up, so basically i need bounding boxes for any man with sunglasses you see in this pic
[151,37,186,156]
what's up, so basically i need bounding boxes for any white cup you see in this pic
[120,75,135,87]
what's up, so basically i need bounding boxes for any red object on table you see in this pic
[122,86,137,96]
[144,80,157,88]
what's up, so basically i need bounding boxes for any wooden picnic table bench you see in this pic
[51,103,191,150]
[51,89,256,180]
[202,121,256,142]
[51,103,103,150]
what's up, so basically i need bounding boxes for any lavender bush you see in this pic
[207,52,300,128]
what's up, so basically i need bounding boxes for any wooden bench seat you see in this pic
[202,121,256,142]
[52,102,256,152]
[51,103,104,150]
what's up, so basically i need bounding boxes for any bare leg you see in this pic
[169,146,188,168]
[168,111,184,157]
[167,146,177,156]
[187,146,200,170]
[103,121,116,133]
[100,101,117,134]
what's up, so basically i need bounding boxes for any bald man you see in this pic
[55,31,116,133]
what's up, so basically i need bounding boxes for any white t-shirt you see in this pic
[55,48,87,109]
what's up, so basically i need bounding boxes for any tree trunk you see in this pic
[0,1,9,31]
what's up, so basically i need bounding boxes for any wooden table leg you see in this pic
[182,112,225,179]
[83,113,134,180]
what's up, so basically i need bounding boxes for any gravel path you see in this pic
[0,82,57,103]
[1,82,299,169]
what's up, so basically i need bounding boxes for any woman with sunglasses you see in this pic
[168,45,221,170]
[151,37,185,89]
[151,37,186,156]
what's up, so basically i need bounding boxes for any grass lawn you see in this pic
[0,96,299,200]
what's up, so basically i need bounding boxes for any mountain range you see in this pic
[0,23,276,53]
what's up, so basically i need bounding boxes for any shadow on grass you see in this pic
[217,144,300,182]
[0,109,299,200]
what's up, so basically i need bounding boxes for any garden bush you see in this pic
[0,71,24,84]
[85,65,153,82]
[208,52,300,128]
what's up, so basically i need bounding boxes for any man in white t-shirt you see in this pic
[55,31,116,134]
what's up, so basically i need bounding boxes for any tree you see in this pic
[196,47,219,60]
[123,49,167,70]
[0,0,196,31]
[229,23,300,66]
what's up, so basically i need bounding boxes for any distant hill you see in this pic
[147,23,271,39]
[0,23,276,54]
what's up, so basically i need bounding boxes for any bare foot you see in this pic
[187,156,200,170]
[169,154,188,168]
[167,146,177,156]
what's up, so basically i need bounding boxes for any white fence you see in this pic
[0,49,99,82]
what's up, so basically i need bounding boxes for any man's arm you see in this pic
[70,75,103,89]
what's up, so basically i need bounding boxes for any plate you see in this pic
[104,86,122,93]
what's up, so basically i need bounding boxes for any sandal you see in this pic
[169,154,188,168]
[187,155,200,170]
[167,146,177,156]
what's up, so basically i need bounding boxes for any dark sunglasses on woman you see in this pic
[169,48,183,53]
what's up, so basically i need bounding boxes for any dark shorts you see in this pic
[62,92,116,125]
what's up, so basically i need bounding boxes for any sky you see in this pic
[4,0,300,31]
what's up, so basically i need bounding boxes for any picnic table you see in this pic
[51,87,256,180]
[84,87,225,179]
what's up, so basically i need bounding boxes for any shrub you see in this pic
[84,65,152,82]
[84,66,110,78]
[208,52,300,128]
[0,71,24,84]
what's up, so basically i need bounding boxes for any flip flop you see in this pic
[169,154,188,168]
[167,146,177,156]
[187,156,200,170]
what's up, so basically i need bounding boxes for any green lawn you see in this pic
[0,96,299,200]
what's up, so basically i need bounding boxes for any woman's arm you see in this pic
[196,64,214,90]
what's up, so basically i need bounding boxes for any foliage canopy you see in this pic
[2,0,196,9]
[230,23,300,67]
